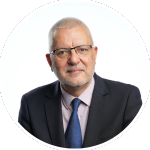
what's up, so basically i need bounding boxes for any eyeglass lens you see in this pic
[55,45,92,58]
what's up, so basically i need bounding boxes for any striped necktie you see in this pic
[65,98,82,148]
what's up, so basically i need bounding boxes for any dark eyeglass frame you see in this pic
[50,45,94,55]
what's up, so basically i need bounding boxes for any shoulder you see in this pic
[103,78,138,90]
[94,73,142,107]
[22,80,59,101]
[94,73,141,96]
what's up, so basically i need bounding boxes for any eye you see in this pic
[78,48,88,53]
[77,46,90,55]
[79,48,87,51]
[58,51,65,55]
[56,49,68,57]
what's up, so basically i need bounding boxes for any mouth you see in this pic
[67,69,83,74]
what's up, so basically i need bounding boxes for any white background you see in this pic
[0,1,150,148]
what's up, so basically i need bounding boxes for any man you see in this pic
[18,17,142,148]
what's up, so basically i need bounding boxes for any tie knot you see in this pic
[72,98,81,111]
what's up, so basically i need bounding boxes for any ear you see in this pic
[46,54,53,72]
[93,46,98,63]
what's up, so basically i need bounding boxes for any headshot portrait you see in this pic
[0,1,148,149]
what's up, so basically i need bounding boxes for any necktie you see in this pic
[65,98,82,148]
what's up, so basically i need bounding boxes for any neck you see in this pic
[61,79,92,97]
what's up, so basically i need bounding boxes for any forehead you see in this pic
[53,25,92,48]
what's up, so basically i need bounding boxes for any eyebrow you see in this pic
[55,44,89,49]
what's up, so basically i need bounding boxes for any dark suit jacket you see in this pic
[18,73,142,148]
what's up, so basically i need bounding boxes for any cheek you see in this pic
[86,56,95,70]
[87,55,95,64]
[83,58,91,70]
[54,59,67,71]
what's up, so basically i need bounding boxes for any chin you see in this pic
[54,68,93,87]
[61,77,91,87]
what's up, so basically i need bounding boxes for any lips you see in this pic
[67,69,83,73]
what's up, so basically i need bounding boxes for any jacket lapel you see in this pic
[83,74,109,148]
[44,81,66,148]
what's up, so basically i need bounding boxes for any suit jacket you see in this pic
[18,73,142,148]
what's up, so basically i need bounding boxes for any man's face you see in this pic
[47,25,98,87]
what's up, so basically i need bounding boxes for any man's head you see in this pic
[46,17,98,91]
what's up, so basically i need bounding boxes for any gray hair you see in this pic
[48,17,94,52]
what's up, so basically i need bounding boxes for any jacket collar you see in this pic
[45,80,60,98]
[93,72,109,96]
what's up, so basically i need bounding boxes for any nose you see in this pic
[67,49,80,65]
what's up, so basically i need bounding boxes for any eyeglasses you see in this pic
[50,45,94,58]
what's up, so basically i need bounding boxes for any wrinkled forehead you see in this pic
[53,25,92,49]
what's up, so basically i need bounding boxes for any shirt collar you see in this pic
[60,77,95,109]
